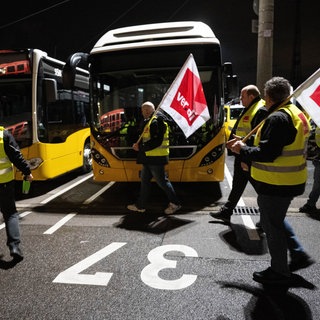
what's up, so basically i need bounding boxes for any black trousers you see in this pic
[224,156,251,210]
[0,181,20,249]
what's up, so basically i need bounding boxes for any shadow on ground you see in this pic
[217,277,316,320]
[114,213,193,234]
[32,181,222,214]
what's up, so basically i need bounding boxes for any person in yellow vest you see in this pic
[210,85,267,222]
[127,101,181,214]
[229,77,314,285]
[0,126,33,262]
[299,123,320,214]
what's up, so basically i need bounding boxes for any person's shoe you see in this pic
[209,207,232,223]
[253,267,291,285]
[10,246,24,262]
[164,203,181,215]
[289,253,315,272]
[127,204,146,213]
[299,204,317,214]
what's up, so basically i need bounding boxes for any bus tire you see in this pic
[82,141,92,173]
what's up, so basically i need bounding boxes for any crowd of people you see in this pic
[1,76,316,286]
[126,76,316,286]
[221,77,315,284]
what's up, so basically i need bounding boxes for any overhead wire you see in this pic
[0,0,70,30]
[166,0,190,21]
[78,0,144,51]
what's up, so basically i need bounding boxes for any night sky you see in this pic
[1,0,319,88]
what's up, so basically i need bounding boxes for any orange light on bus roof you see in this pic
[0,60,31,76]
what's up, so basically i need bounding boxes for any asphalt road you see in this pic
[0,156,319,320]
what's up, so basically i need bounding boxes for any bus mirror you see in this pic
[223,62,233,76]
[63,52,89,89]
[43,78,57,103]
[225,75,239,101]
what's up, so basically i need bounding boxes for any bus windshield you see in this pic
[90,45,224,160]
[0,79,33,148]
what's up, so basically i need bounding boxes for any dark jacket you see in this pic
[239,102,305,197]
[136,115,169,165]
[3,130,31,176]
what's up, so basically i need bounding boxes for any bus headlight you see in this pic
[91,148,110,167]
[27,158,43,170]
[199,144,224,166]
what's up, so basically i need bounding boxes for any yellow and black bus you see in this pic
[0,49,91,180]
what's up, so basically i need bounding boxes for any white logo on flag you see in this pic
[159,54,210,138]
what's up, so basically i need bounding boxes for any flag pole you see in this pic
[240,68,320,143]
[135,106,162,144]
[241,93,294,143]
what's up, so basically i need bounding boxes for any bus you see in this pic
[0,49,91,180]
[63,21,238,182]
[100,109,125,132]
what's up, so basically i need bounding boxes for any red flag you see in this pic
[159,54,210,138]
[293,68,320,127]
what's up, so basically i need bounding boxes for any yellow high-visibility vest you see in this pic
[251,104,310,185]
[236,99,265,137]
[315,126,320,147]
[143,116,169,157]
[0,127,14,183]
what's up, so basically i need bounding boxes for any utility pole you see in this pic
[256,0,274,94]
[290,0,301,88]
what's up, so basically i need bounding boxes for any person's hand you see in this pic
[25,174,33,182]
[226,134,242,149]
[132,143,139,151]
[229,140,246,154]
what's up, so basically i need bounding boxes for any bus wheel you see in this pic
[82,141,92,173]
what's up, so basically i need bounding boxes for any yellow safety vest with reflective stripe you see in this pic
[143,116,169,157]
[0,127,14,183]
[315,126,320,147]
[251,104,310,185]
[236,99,265,137]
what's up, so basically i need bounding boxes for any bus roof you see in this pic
[91,21,219,54]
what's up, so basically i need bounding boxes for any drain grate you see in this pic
[233,206,260,215]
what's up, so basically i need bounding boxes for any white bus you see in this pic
[63,21,238,182]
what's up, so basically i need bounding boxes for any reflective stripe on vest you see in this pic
[315,127,320,147]
[143,116,169,157]
[251,104,310,185]
[0,127,14,183]
[236,99,265,137]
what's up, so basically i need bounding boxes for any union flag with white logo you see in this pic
[159,54,210,138]
[293,68,320,127]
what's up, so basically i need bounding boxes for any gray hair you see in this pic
[264,77,291,103]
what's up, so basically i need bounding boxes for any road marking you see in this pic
[82,181,116,205]
[19,211,32,218]
[141,244,198,290]
[224,163,260,239]
[241,215,260,240]
[41,173,93,204]
[43,212,77,234]
[53,242,127,286]
[0,211,32,230]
